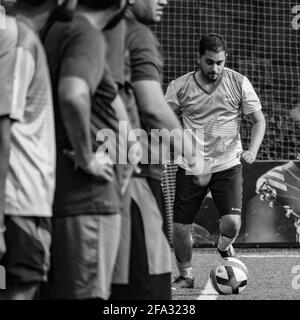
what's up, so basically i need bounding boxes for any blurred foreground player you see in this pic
[42,0,129,300]
[110,0,172,300]
[0,0,75,299]
[110,0,206,300]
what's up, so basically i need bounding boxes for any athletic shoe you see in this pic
[217,244,235,258]
[172,275,194,290]
[256,161,300,212]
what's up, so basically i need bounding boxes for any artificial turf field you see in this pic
[172,248,300,300]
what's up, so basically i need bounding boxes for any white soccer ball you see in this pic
[209,257,248,295]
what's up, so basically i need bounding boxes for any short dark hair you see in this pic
[78,0,123,10]
[198,33,228,56]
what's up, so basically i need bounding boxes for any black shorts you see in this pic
[0,216,51,285]
[173,165,243,224]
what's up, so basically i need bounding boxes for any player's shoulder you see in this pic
[17,20,38,43]
[14,17,47,63]
[73,16,104,42]
[167,72,195,94]
[125,16,151,34]
[52,16,104,45]
[0,15,18,52]
[71,16,99,33]
[223,67,246,84]
[170,71,195,87]
[125,16,157,45]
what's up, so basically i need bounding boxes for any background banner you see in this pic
[191,161,300,246]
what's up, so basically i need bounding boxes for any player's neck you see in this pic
[74,10,108,30]
[16,12,50,33]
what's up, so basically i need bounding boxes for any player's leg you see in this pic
[0,284,38,300]
[172,223,194,288]
[218,214,241,257]
[0,216,51,300]
[210,165,243,258]
[172,167,208,289]
[126,177,171,299]
[110,177,172,300]
[147,177,169,242]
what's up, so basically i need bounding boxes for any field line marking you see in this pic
[238,254,300,258]
[195,253,300,300]
[196,278,218,300]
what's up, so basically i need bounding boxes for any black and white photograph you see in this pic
[0,0,299,316]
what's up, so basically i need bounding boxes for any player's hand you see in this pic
[0,232,6,260]
[240,150,256,164]
[83,152,115,182]
[63,150,115,182]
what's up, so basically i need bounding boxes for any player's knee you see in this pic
[220,215,241,238]
[173,222,192,239]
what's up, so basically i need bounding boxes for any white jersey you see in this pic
[165,67,262,173]
[1,17,56,217]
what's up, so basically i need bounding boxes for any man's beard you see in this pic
[200,65,220,83]
[207,72,219,82]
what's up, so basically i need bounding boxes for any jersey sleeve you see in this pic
[165,80,181,112]
[127,23,162,83]
[241,77,262,115]
[104,20,126,86]
[59,27,106,94]
[0,30,15,117]
[0,18,35,121]
[10,47,35,121]
[0,17,30,121]
[94,65,118,107]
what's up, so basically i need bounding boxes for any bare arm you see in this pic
[58,77,114,181]
[133,80,204,173]
[111,94,137,162]
[133,80,182,131]
[112,94,132,124]
[0,116,11,258]
[111,95,140,192]
[59,76,92,167]
[241,110,266,164]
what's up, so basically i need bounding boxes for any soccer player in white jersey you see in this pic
[165,33,266,289]
[0,0,76,300]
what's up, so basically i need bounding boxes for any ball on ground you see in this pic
[209,257,248,295]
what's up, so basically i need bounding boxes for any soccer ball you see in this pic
[209,257,248,295]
